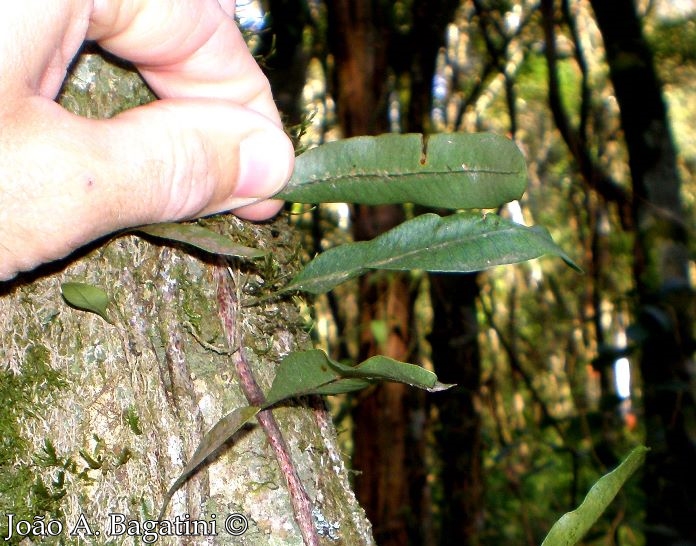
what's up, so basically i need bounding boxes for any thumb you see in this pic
[108,98,294,222]
[0,97,293,279]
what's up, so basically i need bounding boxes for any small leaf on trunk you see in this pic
[61,282,112,323]
[135,223,265,259]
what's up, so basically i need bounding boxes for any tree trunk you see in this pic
[350,269,419,546]
[429,273,484,546]
[325,3,424,545]
[0,50,375,546]
[326,2,472,544]
[589,2,696,544]
[261,0,311,128]
[409,2,483,544]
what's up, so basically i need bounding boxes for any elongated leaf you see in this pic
[135,223,265,259]
[61,282,111,323]
[158,405,260,519]
[328,356,453,392]
[278,133,527,209]
[265,349,452,406]
[541,446,648,546]
[265,350,364,405]
[161,351,452,518]
[284,212,580,294]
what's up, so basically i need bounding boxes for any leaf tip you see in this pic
[428,382,457,393]
[563,256,584,273]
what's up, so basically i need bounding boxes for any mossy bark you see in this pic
[0,50,374,546]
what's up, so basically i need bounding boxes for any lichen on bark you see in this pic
[0,50,374,545]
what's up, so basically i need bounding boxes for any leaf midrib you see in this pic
[289,167,522,187]
[368,224,519,268]
[293,223,525,290]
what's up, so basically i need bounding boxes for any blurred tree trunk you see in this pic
[429,273,484,546]
[326,2,467,545]
[409,2,483,545]
[261,0,311,127]
[0,50,375,546]
[325,3,418,546]
[589,2,696,543]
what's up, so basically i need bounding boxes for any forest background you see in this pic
[250,0,696,544]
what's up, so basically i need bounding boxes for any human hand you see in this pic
[0,0,294,281]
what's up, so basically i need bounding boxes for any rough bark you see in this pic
[589,2,696,544]
[0,50,375,546]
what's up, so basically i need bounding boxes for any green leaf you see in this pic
[310,378,374,396]
[61,282,112,323]
[134,223,265,259]
[264,350,353,405]
[264,349,452,406]
[329,355,453,392]
[541,446,649,546]
[284,212,581,294]
[278,133,527,209]
[161,350,451,518]
[158,405,260,520]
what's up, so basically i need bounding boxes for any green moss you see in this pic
[0,346,67,541]
[59,49,155,119]
[180,274,224,350]
[122,406,143,436]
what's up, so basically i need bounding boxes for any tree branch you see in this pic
[540,0,632,226]
[480,291,567,444]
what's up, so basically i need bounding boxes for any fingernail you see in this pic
[236,130,293,198]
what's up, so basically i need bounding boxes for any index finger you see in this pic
[90,0,281,124]
[0,1,92,100]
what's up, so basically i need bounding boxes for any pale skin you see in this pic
[0,0,294,281]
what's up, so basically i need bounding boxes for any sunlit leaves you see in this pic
[279,133,527,209]
[284,212,580,294]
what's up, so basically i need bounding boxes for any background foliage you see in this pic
[253,0,695,544]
